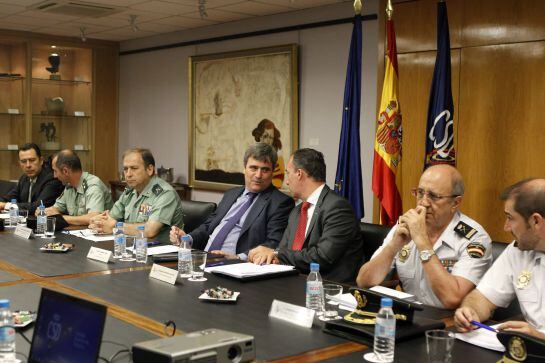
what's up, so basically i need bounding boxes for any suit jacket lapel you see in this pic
[304,185,329,244]
[240,187,271,236]
[212,187,243,230]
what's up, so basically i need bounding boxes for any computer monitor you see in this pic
[28,288,107,363]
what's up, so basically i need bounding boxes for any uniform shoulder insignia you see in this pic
[82,179,88,192]
[466,242,486,259]
[152,184,163,196]
[454,221,478,240]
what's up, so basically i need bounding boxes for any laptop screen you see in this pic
[29,288,107,363]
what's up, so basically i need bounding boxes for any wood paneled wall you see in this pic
[376,0,545,242]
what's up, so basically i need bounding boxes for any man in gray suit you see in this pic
[249,148,363,283]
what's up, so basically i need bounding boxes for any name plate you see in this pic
[73,144,84,150]
[87,247,112,263]
[268,299,315,328]
[149,264,178,285]
[7,109,19,114]
[14,226,32,239]
[7,144,18,150]
[74,111,85,117]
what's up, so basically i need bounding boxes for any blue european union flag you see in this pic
[425,1,456,167]
[334,15,364,219]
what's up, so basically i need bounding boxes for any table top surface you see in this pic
[0,230,507,362]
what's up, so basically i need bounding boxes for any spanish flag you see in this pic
[372,3,402,226]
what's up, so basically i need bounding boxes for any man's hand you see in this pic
[454,307,480,333]
[0,202,6,211]
[248,246,278,265]
[400,206,430,250]
[498,321,545,339]
[43,207,59,216]
[170,226,186,246]
[89,211,114,234]
[390,220,411,251]
[208,250,239,260]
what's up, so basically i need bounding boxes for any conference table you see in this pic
[0,228,504,362]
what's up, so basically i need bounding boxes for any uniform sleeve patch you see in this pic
[152,184,163,196]
[466,242,486,258]
[454,221,478,240]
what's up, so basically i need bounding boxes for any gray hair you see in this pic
[243,143,278,168]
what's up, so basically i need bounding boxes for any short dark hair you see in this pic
[243,143,278,168]
[500,178,545,220]
[123,148,155,169]
[291,148,326,182]
[19,143,42,158]
[54,149,82,172]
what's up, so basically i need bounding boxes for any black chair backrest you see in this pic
[491,241,508,262]
[181,200,217,234]
[360,222,392,263]
[0,179,16,199]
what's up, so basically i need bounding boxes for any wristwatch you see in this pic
[419,249,436,262]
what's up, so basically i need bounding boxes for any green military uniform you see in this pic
[109,176,183,241]
[54,172,113,216]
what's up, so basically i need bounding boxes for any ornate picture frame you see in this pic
[188,44,299,191]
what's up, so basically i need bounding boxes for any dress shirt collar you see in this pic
[304,183,326,207]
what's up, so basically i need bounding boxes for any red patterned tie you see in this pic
[292,202,311,251]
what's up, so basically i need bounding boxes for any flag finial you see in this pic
[386,0,393,19]
[354,0,362,15]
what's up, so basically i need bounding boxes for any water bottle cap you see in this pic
[10,199,16,203]
[0,299,10,308]
[310,263,320,271]
[116,222,123,227]
[137,226,145,231]
[380,297,393,307]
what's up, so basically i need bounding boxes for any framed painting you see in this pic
[188,44,299,191]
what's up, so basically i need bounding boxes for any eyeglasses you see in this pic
[411,188,460,202]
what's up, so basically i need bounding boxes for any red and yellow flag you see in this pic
[372,14,402,226]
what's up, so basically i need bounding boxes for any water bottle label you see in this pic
[0,326,15,343]
[178,248,192,261]
[375,317,396,338]
[306,281,323,295]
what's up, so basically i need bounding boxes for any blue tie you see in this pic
[207,192,257,251]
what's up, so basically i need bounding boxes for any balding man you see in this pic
[455,179,545,339]
[357,165,492,308]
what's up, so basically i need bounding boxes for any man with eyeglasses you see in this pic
[357,164,492,308]
[0,143,63,214]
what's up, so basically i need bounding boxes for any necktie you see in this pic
[292,202,311,251]
[28,180,35,203]
[207,192,257,252]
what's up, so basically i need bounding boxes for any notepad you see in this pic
[67,229,114,242]
[454,323,505,352]
[205,262,295,278]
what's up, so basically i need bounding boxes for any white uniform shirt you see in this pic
[371,211,493,308]
[477,242,545,332]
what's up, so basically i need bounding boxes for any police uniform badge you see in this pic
[466,242,486,259]
[398,244,411,263]
[454,221,478,240]
[139,203,152,216]
[152,184,163,196]
[516,270,531,289]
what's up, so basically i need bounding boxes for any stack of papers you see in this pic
[455,323,505,352]
[370,285,421,304]
[205,262,295,278]
[65,229,114,242]
[127,244,179,256]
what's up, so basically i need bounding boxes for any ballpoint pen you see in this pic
[470,320,498,332]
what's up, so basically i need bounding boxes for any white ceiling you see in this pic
[0,0,351,42]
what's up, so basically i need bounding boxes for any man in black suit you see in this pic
[249,148,363,283]
[0,143,63,214]
[170,143,294,260]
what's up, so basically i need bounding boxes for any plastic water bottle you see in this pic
[113,222,126,259]
[134,226,147,263]
[373,297,396,362]
[37,201,47,235]
[8,200,18,228]
[305,263,324,312]
[178,235,192,278]
[0,299,16,362]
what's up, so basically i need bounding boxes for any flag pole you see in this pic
[386,0,393,19]
[354,0,362,15]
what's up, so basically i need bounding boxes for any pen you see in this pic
[470,320,498,333]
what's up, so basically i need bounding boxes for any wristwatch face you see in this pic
[420,250,434,261]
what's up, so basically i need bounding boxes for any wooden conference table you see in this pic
[0,229,503,362]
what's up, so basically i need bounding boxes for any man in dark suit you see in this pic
[0,143,63,214]
[170,143,294,260]
[249,148,363,283]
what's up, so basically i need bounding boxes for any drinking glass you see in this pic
[188,251,207,282]
[120,236,136,261]
[426,329,455,363]
[45,217,56,238]
[17,210,28,226]
[319,284,343,321]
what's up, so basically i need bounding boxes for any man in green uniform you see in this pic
[43,150,113,226]
[89,148,183,241]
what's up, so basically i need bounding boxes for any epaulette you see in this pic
[454,221,478,240]
[152,184,163,196]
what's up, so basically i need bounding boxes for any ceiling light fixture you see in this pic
[129,14,139,32]
[79,27,87,42]
[198,0,208,19]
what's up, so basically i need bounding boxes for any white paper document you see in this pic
[66,229,114,242]
[127,244,179,256]
[370,285,417,300]
[205,262,294,278]
[331,293,358,311]
[455,323,505,352]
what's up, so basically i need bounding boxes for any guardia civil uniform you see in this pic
[109,176,183,241]
[372,211,492,308]
[54,172,113,216]
[477,242,545,333]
